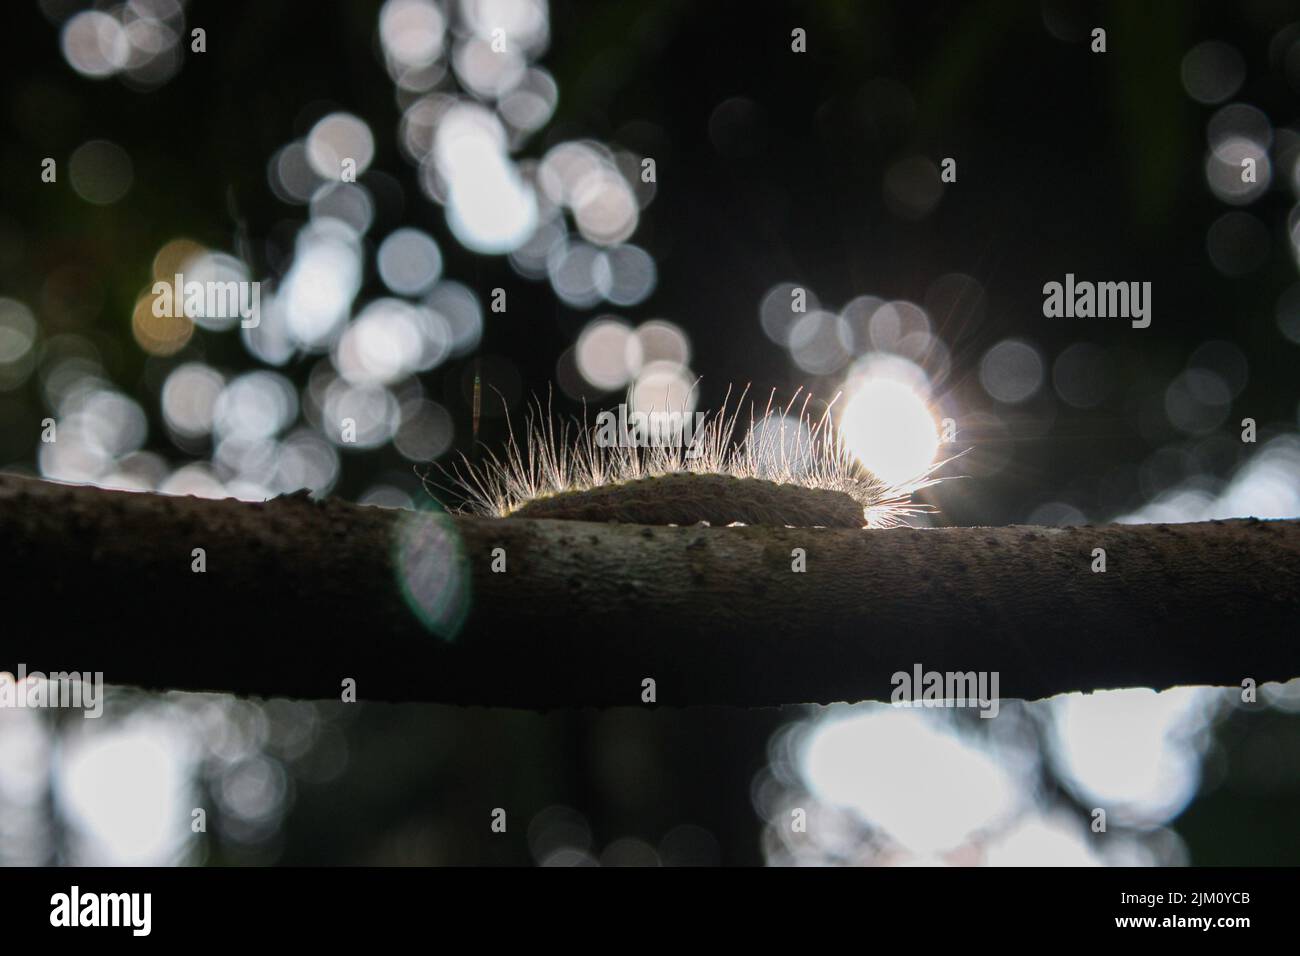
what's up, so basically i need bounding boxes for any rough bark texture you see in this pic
[1,474,1296,708]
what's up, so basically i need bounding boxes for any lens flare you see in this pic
[839,378,938,485]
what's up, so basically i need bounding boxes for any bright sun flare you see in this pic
[839,378,939,485]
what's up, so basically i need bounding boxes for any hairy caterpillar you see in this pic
[437,388,939,529]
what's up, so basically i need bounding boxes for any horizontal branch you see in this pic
[1,475,1297,708]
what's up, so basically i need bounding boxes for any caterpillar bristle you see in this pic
[428,386,941,529]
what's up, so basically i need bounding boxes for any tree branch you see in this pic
[1,474,1296,708]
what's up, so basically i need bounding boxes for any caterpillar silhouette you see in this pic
[437,387,941,529]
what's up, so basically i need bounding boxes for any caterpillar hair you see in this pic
[433,387,942,529]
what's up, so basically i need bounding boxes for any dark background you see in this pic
[0,0,1297,865]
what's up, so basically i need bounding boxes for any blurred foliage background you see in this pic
[0,0,1298,865]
